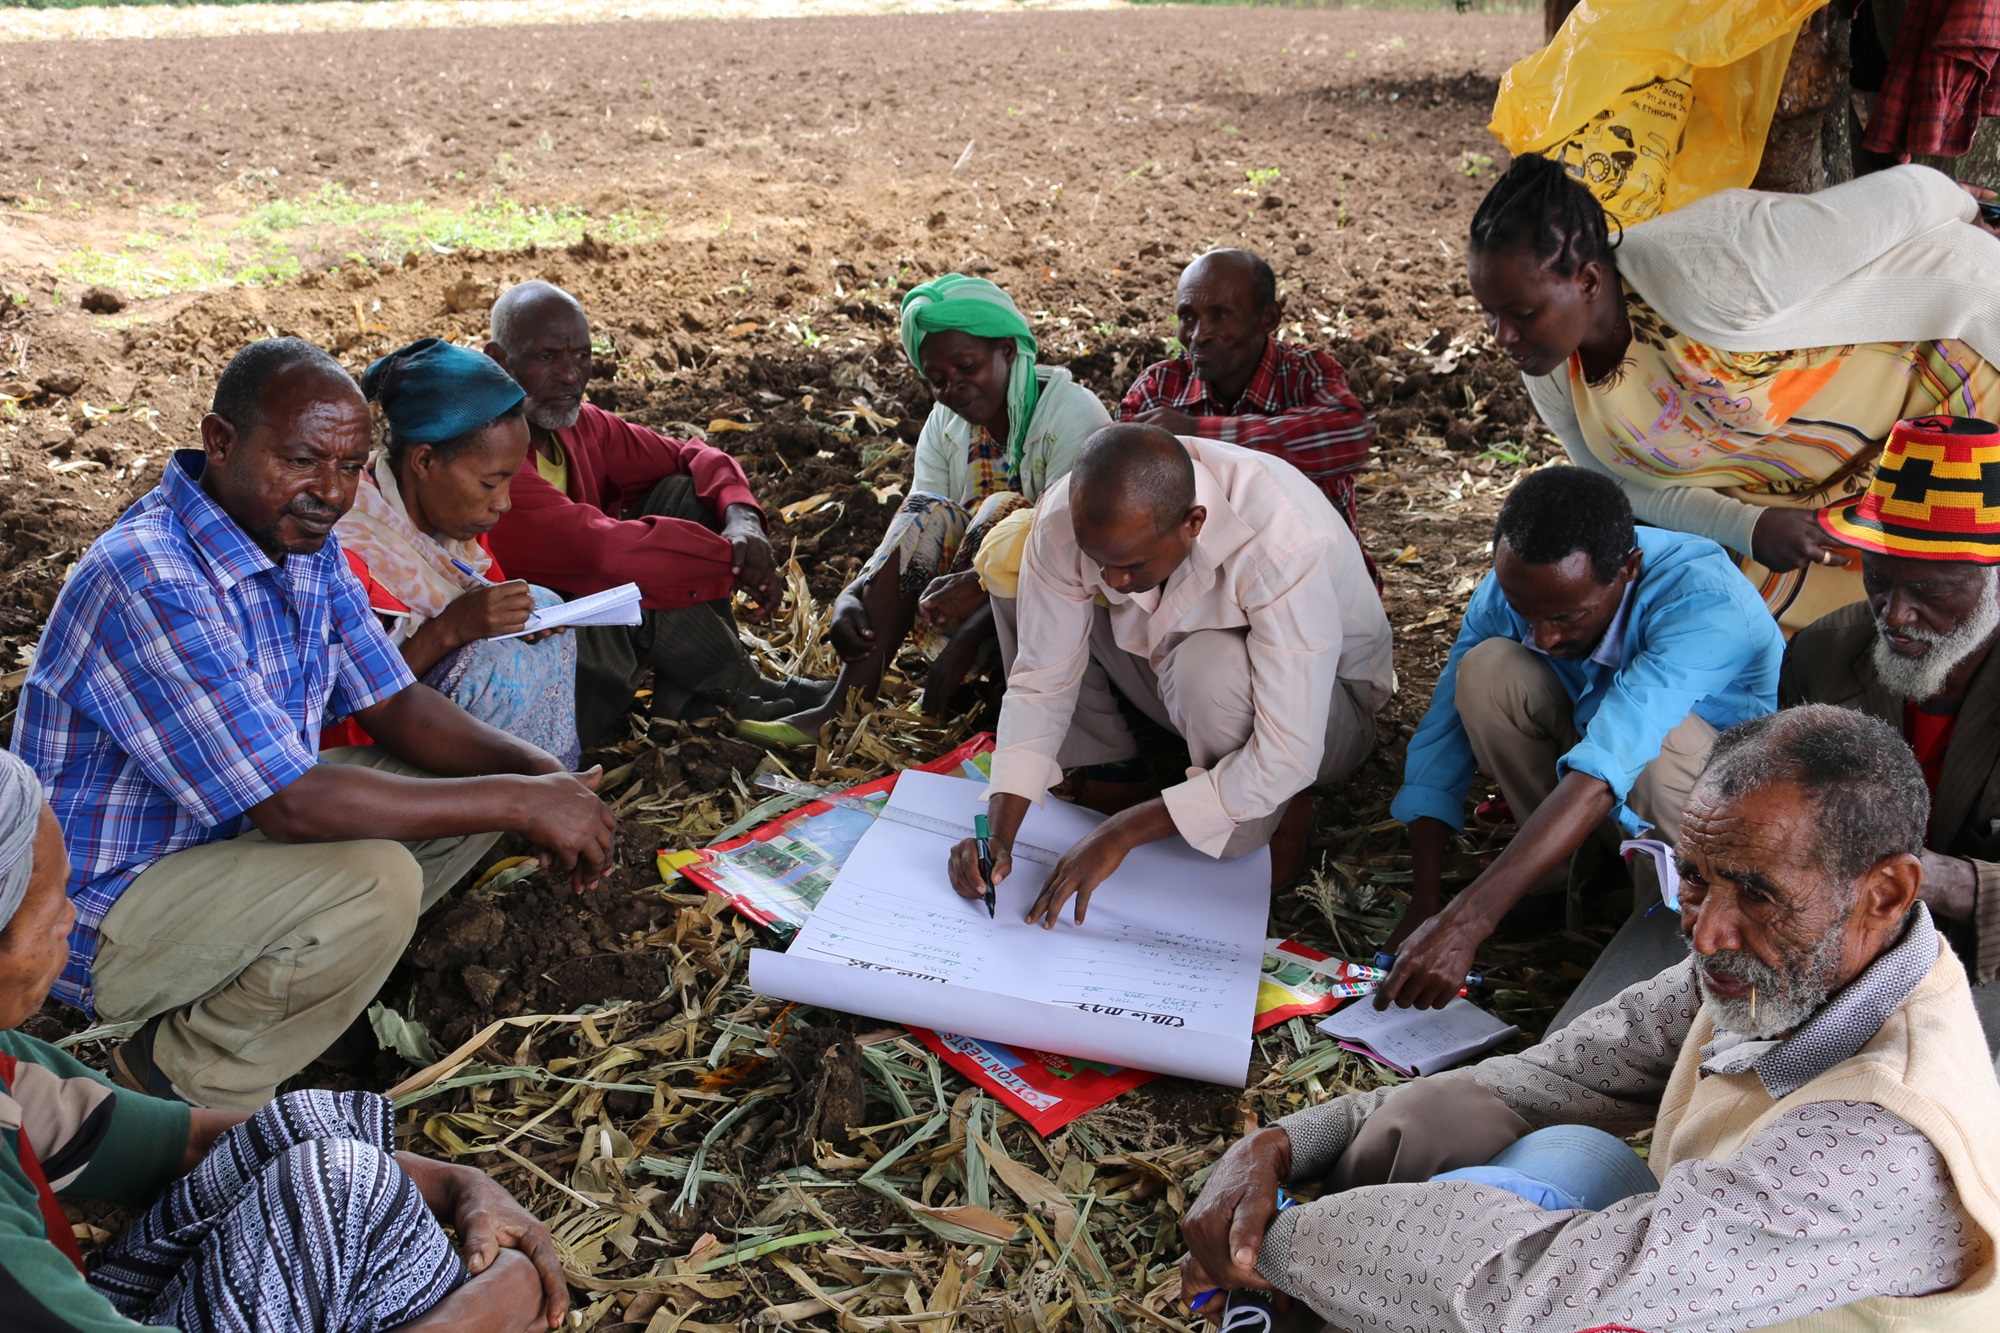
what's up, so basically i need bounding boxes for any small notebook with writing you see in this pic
[496,583,643,639]
[1317,997,1519,1076]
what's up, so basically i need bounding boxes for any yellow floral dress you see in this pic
[1570,285,2000,625]
[1574,287,2000,504]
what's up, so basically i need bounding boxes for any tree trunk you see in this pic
[1752,6,1851,192]
[1917,121,2000,190]
[1545,0,1579,44]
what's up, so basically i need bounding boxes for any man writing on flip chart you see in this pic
[944,423,1392,923]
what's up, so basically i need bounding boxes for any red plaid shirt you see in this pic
[1863,0,2000,160]
[1119,338,1379,586]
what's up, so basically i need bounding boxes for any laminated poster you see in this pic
[679,744,1359,1133]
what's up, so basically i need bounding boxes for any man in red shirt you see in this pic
[486,282,828,741]
[1119,248,1379,587]
[1780,417,2000,1013]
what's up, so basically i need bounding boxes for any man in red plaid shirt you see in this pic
[1120,249,1380,588]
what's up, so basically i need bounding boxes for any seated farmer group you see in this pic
[8,152,2000,1330]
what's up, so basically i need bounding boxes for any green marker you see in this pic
[973,814,996,919]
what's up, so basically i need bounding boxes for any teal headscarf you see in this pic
[900,274,1041,470]
[362,337,525,447]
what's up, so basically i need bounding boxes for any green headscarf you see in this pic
[899,273,1041,470]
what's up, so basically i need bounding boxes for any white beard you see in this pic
[1871,576,2000,703]
[526,396,583,433]
[1694,909,1851,1041]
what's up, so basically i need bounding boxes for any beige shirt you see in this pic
[989,435,1393,856]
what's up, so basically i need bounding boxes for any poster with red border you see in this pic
[908,1027,1151,1135]
[677,733,995,930]
[678,743,1364,1135]
[910,938,1358,1135]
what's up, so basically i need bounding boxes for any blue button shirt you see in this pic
[11,451,414,1012]
[1392,528,1782,837]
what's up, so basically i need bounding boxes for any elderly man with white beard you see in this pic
[1545,415,2000,1056]
[1780,415,2000,1057]
[1177,704,2000,1332]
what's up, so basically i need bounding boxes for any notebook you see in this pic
[495,582,643,639]
[1317,996,1519,1076]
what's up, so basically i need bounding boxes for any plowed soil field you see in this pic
[1,7,1584,1327]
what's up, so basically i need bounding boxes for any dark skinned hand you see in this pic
[1749,507,1854,573]
[721,504,779,622]
[436,1163,570,1331]
[1374,905,1482,1011]
[917,570,987,630]
[922,627,982,717]
[1179,1126,1291,1312]
[520,766,617,893]
[433,581,537,646]
[1132,406,1202,436]
[1023,822,1132,928]
[948,834,1013,900]
[1918,849,1979,925]
[828,583,877,662]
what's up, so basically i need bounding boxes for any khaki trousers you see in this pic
[993,596,1375,856]
[1326,1078,1532,1192]
[92,746,500,1109]
[1455,637,1715,859]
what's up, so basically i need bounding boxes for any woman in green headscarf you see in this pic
[739,274,1109,748]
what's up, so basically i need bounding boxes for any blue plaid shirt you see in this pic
[10,451,414,1013]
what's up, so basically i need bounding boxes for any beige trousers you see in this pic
[1455,638,1715,861]
[994,596,1375,856]
[92,746,500,1109]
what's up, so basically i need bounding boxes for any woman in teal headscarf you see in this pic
[739,274,1109,748]
[324,337,581,766]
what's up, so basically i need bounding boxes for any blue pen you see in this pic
[1374,951,1483,990]
[1188,1191,1293,1312]
[448,556,495,587]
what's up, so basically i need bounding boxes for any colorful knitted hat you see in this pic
[1818,416,2000,563]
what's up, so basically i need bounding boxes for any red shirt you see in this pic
[1862,0,2000,160]
[486,403,762,610]
[318,539,506,750]
[1119,338,1379,587]
[1903,698,1961,803]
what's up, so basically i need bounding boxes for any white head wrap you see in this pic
[0,749,45,932]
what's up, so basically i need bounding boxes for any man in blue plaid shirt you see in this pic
[10,339,617,1110]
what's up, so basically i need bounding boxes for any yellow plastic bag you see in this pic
[1490,0,1828,226]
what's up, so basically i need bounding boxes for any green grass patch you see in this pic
[51,183,664,299]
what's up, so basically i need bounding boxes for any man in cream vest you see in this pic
[1179,705,2000,1332]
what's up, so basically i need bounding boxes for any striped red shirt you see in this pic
[1119,338,1378,586]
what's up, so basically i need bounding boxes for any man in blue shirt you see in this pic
[12,339,617,1109]
[1378,467,1783,1009]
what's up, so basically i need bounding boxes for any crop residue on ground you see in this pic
[0,8,1620,1329]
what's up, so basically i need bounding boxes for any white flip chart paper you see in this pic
[748,769,1272,1086]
